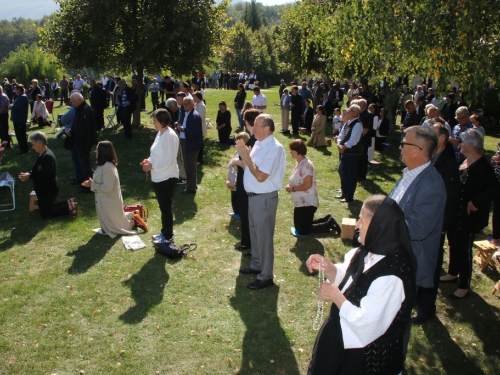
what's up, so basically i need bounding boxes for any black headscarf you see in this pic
[338,197,416,290]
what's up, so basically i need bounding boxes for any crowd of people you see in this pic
[2,70,500,374]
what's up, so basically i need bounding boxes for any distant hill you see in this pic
[1,0,60,20]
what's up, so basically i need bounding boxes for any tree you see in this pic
[40,0,228,122]
[0,18,46,61]
[243,0,263,31]
[0,43,61,86]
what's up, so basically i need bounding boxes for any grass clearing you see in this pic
[1,87,499,374]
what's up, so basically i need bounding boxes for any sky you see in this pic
[0,0,295,21]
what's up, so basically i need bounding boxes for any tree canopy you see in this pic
[40,0,228,77]
[0,18,45,61]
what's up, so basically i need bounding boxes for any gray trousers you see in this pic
[248,191,279,281]
[185,150,199,192]
[178,139,187,180]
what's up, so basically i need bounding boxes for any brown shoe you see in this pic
[133,214,149,232]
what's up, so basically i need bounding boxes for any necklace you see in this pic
[313,257,325,331]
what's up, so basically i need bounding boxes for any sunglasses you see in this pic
[400,142,423,150]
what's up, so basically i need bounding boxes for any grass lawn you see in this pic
[1,87,500,374]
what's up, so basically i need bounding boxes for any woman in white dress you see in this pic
[82,141,148,238]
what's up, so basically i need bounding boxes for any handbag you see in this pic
[63,135,74,150]
[154,242,197,259]
[124,204,148,220]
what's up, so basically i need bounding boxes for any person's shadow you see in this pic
[290,237,326,275]
[230,268,300,375]
[66,233,118,274]
[119,252,169,324]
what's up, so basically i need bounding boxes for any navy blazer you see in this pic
[10,94,29,123]
[184,109,203,153]
[391,164,446,288]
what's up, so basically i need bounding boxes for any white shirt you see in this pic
[337,118,363,148]
[102,77,109,86]
[179,109,192,140]
[333,248,405,349]
[252,93,267,113]
[243,134,286,194]
[73,78,84,91]
[148,127,179,182]
[389,161,430,203]
[194,102,207,137]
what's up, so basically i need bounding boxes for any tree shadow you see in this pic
[0,216,48,252]
[119,252,170,324]
[66,233,119,274]
[289,237,326,275]
[230,270,300,375]
[173,193,198,225]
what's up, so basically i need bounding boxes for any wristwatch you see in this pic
[292,186,295,192]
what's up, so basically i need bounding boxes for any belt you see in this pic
[247,192,260,197]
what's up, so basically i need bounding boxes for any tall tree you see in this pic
[40,0,227,121]
[0,18,45,61]
[243,0,263,31]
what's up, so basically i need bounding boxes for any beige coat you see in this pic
[307,114,327,147]
[91,162,135,238]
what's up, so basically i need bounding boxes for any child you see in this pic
[332,108,342,135]
[226,132,250,219]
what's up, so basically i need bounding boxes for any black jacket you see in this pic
[30,148,58,194]
[71,101,97,150]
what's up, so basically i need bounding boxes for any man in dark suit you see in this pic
[117,80,137,139]
[105,77,116,108]
[355,98,374,181]
[89,80,106,131]
[290,85,302,135]
[66,92,97,187]
[177,96,202,194]
[9,85,30,154]
[389,126,446,353]
[302,99,314,132]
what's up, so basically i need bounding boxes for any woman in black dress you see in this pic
[18,132,77,219]
[233,83,247,130]
[306,195,416,374]
[216,100,232,144]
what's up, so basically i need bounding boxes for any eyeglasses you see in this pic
[456,115,467,121]
[400,142,423,150]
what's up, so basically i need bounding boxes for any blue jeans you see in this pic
[71,145,84,182]
[338,154,359,200]
[236,108,245,128]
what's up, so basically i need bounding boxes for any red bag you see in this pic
[124,204,148,221]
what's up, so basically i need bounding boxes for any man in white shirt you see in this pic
[235,115,286,290]
[251,87,267,113]
[193,91,207,165]
[73,74,84,92]
[336,105,363,203]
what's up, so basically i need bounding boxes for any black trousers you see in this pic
[76,146,93,181]
[493,199,500,240]
[291,110,301,134]
[294,206,330,235]
[153,177,177,239]
[231,190,239,215]
[151,92,159,110]
[448,226,476,290]
[36,188,69,219]
[357,152,369,181]
[0,113,9,147]
[60,88,68,105]
[13,122,29,152]
[197,140,204,164]
[94,108,104,131]
[185,150,199,192]
[237,189,251,248]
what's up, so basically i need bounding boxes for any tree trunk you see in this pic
[133,64,143,126]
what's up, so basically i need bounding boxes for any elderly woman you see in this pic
[279,88,291,134]
[440,129,500,298]
[306,195,416,374]
[81,141,148,237]
[31,94,50,128]
[285,140,339,235]
[18,132,77,219]
[307,105,327,147]
[141,109,179,244]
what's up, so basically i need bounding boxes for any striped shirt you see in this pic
[389,161,431,203]
[243,134,286,194]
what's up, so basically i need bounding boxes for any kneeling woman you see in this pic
[81,141,148,238]
[306,195,417,374]
[285,139,340,235]
[18,131,77,219]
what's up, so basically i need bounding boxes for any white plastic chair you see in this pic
[0,172,15,211]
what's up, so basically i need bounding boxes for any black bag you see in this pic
[154,242,197,259]
[63,135,74,150]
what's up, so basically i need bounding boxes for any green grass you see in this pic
[1,87,500,374]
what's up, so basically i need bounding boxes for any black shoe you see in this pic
[327,217,342,235]
[439,277,458,284]
[246,279,274,290]
[283,130,291,135]
[239,267,260,275]
[411,313,434,325]
[181,189,196,195]
[449,291,469,300]
[235,245,251,251]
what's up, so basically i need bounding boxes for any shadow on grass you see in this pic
[0,217,48,252]
[290,237,326,275]
[119,252,170,324]
[313,146,332,156]
[226,216,242,240]
[230,272,300,375]
[66,233,119,274]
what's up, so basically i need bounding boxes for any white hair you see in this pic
[70,92,84,101]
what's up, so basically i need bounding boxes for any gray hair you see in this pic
[118,79,127,86]
[29,131,47,145]
[165,98,177,109]
[404,125,438,159]
[183,96,194,105]
[460,128,484,154]
[348,104,361,116]
[70,92,83,101]
[352,98,367,109]
[259,114,275,132]
[456,106,469,117]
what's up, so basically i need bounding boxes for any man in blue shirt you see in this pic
[9,85,29,154]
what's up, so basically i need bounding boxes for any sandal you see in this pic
[68,200,78,219]
[133,214,149,232]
